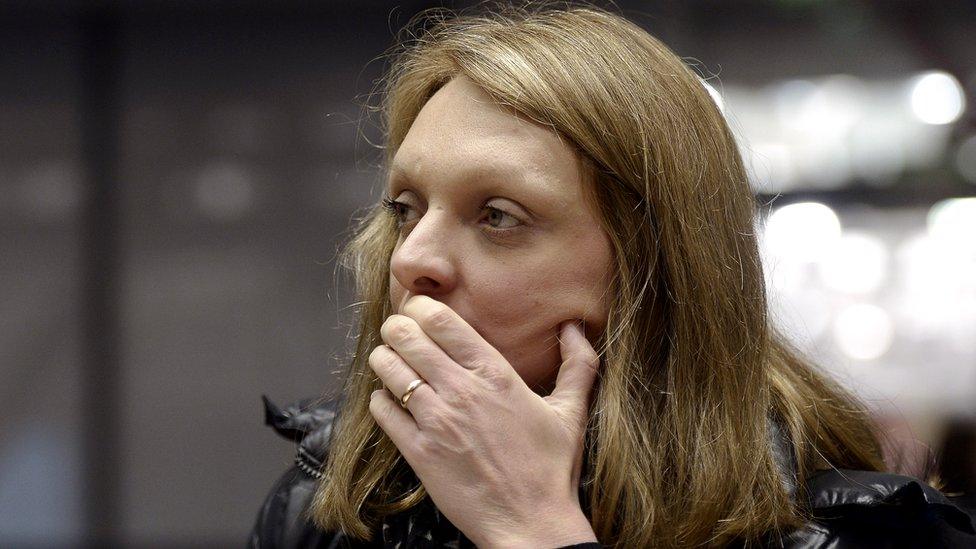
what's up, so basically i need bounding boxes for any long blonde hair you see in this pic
[310,3,886,546]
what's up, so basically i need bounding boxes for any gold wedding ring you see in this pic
[399,378,426,408]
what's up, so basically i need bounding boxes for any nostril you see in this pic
[414,276,440,290]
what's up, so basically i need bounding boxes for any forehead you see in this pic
[388,77,583,198]
[390,153,536,187]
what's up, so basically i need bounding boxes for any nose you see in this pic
[389,209,458,297]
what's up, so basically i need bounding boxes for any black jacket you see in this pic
[249,397,976,548]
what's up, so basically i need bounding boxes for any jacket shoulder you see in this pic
[261,395,339,477]
[780,468,976,548]
[249,396,358,549]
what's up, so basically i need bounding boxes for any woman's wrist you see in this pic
[477,506,597,549]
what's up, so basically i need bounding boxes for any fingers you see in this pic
[399,295,506,372]
[369,389,420,457]
[380,311,469,389]
[368,344,436,407]
[548,320,601,422]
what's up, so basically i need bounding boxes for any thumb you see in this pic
[547,320,601,422]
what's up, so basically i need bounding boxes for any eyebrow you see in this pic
[387,158,543,192]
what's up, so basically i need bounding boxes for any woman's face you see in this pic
[386,76,613,393]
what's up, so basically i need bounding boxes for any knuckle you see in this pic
[382,316,415,344]
[466,356,493,372]
[576,349,600,370]
[368,345,399,373]
[367,345,385,367]
[443,383,479,410]
[367,391,388,418]
[384,351,403,372]
[422,303,454,329]
[480,368,515,393]
[416,405,449,433]
[415,433,439,456]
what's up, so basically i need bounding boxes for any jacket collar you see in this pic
[262,395,337,479]
[261,395,975,536]
[768,415,799,501]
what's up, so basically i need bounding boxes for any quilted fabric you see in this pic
[251,396,976,548]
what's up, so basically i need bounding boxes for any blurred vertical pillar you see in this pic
[80,5,122,547]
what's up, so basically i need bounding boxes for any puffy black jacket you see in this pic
[249,397,976,548]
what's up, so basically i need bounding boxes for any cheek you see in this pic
[466,267,554,326]
[449,277,547,382]
[463,255,611,388]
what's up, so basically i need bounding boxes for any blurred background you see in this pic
[1,0,974,546]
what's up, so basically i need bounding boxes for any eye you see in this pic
[382,195,524,236]
[382,196,420,228]
[482,205,521,230]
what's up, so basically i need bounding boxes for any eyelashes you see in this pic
[381,196,408,221]
[381,196,522,234]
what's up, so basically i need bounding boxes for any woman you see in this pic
[251,3,976,547]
